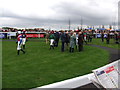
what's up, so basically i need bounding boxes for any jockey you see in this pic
[22,30,27,49]
[17,31,25,55]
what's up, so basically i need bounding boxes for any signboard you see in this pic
[104,66,118,88]
[7,32,16,36]
[104,34,107,38]
[96,34,101,38]
[92,60,120,89]
[0,33,5,38]
[26,34,44,38]
[96,34,108,38]
[93,68,116,88]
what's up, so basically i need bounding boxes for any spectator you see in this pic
[65,31,70,50]
[54,31,60,47]
[75,32,79,49]
[60,31,66,52]
[114,32,119,44]
[118,32,120,43]
[88,32,93,42]
[101,32,104,42]
[106,32,110,44]
[78,31,84,52]
[45,31,50,44]
[69,31,76,53]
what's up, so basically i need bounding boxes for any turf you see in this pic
[88,38,120,49]
[0,40,2,89]
[2,39,109,88]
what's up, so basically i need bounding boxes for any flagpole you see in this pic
[69,19,71,31]
[81,17,83,30]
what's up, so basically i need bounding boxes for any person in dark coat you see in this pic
[60,31,66,52]
[118,32,120,43]
[65,31,70,50]
[88,32,93,42]
[101,32,104,42]
[78,31,84,52]
[54,31,60,47]
[106,32,110,44]
[114,32,119,44]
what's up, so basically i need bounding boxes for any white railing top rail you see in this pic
[31,73,94,90]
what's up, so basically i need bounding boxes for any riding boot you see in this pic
[23,45,25,49]
[69,47,71,52]
[17,50,20,55]
[52,45,54,49]
[21,49,25,54]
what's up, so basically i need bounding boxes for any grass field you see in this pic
[0,40,2,89]
[88,38,120,49]
[2,39,109,88]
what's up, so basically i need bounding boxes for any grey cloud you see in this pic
[51,1,112,24]
[0,0,118,29]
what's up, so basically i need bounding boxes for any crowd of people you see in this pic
[46,30,120,53]
[100,31,120,44]
[46,30,94,53]
[14,29,120,55]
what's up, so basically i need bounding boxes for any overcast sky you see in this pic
[0,0,119,30]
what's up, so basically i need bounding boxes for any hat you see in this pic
[18,31,21,34]
[51,31,54,34]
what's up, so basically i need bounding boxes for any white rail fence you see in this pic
[31,60,119,90]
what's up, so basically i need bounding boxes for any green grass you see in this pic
[0,40,2,89]
[2,39,109,88]
[88,38,120,49]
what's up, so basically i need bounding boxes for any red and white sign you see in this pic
[104,66,115,73]
[26,34,44,38]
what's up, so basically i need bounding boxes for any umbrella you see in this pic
[100,28,106,30]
